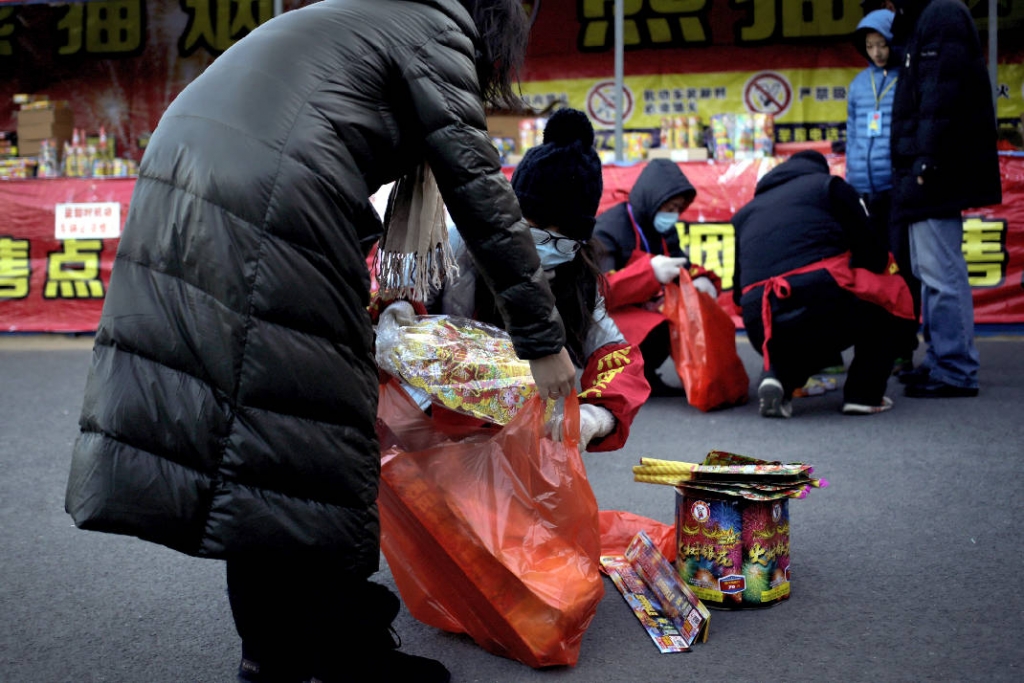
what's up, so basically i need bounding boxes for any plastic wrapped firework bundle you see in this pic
[375,314,537,425]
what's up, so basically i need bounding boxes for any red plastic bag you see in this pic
[663,270,750,411]
[377,378,604,668]
[598,510,676,563]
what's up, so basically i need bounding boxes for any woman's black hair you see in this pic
[459,0,530,110]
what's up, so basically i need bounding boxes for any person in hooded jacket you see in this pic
[889,0,1002,399]
[383,108,651,450]
[592,159,721,396]
[63,2,579,682]
[846,8,921,377]
[732,151,915,418]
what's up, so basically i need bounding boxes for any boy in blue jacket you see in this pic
[846,8,920,376]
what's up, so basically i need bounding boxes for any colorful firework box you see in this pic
[675,486,792,609]
[600,531,710,653]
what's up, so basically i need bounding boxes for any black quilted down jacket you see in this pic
[65,0,564,574]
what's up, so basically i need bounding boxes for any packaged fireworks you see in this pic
[375,314,536,425]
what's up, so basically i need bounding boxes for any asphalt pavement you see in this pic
[2,331,1023,683]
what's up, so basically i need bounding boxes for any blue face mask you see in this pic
[531,227,582,271]
[534,240,577,270]
[653,212,680,235]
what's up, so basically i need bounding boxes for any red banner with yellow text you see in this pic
[4,157,1023,333]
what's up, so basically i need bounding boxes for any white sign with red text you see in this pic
[55,202,122,240]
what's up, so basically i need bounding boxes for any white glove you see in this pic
[650,255,689,285]
[378,300,416,329]
[578,403,615,451]
[692,275,718,298]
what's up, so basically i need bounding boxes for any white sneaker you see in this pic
[758,377,792,418]
[841,396,894,415]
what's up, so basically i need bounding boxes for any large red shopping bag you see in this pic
[663,271,750,411]
[376,377,604,668]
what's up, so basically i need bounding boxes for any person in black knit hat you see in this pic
[382,107,652,451]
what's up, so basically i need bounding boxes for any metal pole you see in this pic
[988,0,998,114]
[274,0,284,17]
[614,0,624,162]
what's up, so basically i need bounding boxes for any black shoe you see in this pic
[238,656,306,683]
[904,380,979,398]
[891,358,914,377]
[897,365,930,385]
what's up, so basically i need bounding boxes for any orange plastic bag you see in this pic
[377,378,604,668]
[598,510,676,563]
[663,270,750,411]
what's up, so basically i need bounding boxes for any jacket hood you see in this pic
[628,158,696,228]
[754,151,830,196]
[855,9,895,63]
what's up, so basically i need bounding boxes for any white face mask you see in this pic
[653,212,680,235]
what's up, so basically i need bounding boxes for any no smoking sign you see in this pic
[586,80,634,128]
[743,72,792,117]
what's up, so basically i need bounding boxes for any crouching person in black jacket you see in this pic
[732,151,915,418]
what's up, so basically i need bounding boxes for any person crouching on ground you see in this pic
[381,108,652,450]
[732,151,915,418]
[592,158,721,397]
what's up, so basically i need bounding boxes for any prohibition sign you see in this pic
[587,80,634,127]
[744,72,792,117]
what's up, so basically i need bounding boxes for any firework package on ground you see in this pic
[635,451,827,610]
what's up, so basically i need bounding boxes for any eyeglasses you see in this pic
[530,228,585,256]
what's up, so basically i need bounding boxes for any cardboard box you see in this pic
[486,114,531,141]
[675,486,791,608]
[17,104,73,128]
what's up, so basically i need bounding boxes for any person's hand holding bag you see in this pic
[529,348,577,401]
[691,275,718,298]
[650,255,689,284]
[547,400,615,451]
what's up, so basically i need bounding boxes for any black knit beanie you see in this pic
[510,108,603,241]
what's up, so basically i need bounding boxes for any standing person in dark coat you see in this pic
[592,159,720,396]
[732,151,915,418]
[63,2,577,682]
[889,0,1002,399]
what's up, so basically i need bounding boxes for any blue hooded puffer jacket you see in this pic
[846,9,899,195]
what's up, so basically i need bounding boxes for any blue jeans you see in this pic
[908,217,979,388]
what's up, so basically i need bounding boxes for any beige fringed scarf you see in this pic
[374,163,457,301]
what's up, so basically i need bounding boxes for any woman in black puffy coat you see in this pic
[64,2,575,681]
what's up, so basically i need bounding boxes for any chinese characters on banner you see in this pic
[1,1,1021,155]
[3,160,1023,333]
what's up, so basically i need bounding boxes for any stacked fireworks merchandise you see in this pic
[659,116,704,151]
[634,451,827,609]
[708,113,774,161]
[62,127,137,178]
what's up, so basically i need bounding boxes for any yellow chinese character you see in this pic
[59,1,144,56]
[0,8,14,57]
[681,222,735,291]
[962,216,1007,287]
[180,0,274,56]
[733,0,776,42]
[44,240,105,299]
[780,0,860,38]
[0,237,31,299]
